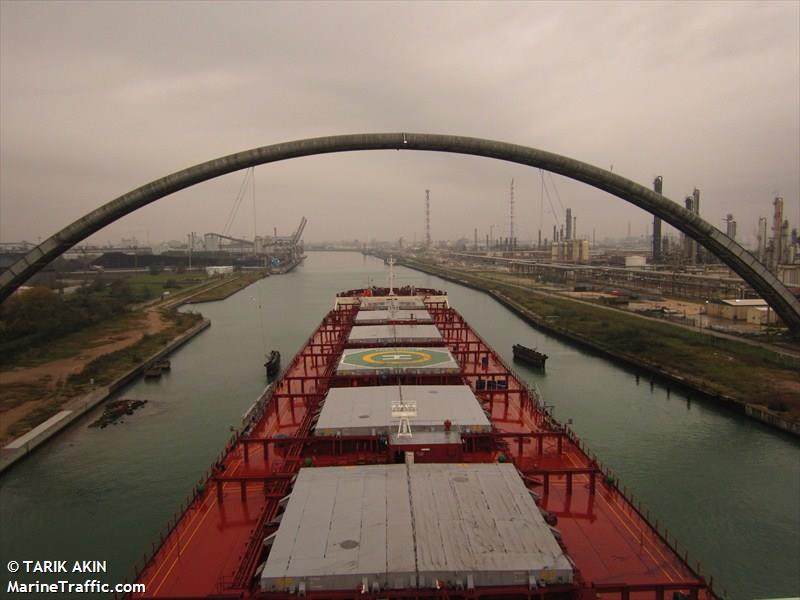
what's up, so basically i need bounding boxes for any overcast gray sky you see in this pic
[1,0,798,247]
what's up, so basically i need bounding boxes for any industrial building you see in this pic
[200,217,307,270]
[705,298,780,325]
[758,197,797,270]
[550,239,590,263]
[206,266,234,276]
[683,188,702,263]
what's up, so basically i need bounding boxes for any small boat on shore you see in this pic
[264,350,280,378]
[512,343,548,369]
[144,358,171,380]
[143,366,163,379]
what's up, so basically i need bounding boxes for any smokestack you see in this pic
[724,214,737,240]
[758,217,768,263]
[565,208,572,241]
[684,194,696,263]
[652,176,663,262]
[781,219,790,264]
[772,197,784,269]
[693,188,702,263]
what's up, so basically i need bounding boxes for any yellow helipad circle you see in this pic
[362,350,433,365]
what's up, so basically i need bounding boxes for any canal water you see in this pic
[1,252,797,599]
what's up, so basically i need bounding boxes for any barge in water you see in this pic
[513,343,548,369]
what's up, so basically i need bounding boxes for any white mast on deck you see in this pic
[392,388,416,439]
[388,255,396,294]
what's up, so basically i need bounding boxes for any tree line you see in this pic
[0,278,135,349]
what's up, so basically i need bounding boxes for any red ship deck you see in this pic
[131,291,716,600]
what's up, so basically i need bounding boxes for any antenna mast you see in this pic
[425,189,431,248]
[388,255,396,294]
[509,178,515,248]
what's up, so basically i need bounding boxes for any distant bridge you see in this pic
[1,133,798,331]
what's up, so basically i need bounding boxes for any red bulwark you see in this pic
[131,289,717,600]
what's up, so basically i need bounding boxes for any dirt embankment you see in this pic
[0,309,168,444]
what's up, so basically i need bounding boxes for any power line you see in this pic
[222,168,253,236]
[546,172,566,214]
[540,169,560,226]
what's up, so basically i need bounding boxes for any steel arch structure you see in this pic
[1,132,798,330]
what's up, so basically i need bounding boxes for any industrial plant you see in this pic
[1,218,307,275]
[349,180,799,333]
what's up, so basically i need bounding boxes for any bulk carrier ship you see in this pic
[130,282,718,600]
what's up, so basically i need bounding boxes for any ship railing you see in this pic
[483,331,717,594]
[241,383,279,436]
[122,479,207,596]
[122,309,354,596]
[529,414,719,597]
[123,416,254,592]
[573,433,719,597]
[555,426,719,599]
[592,581,710,600]
[520,466,601,496]
[447,310,719,600]
[229,582,577,599]
[230,385,326,590]
[447,308,548,418]
[335,286,446,298]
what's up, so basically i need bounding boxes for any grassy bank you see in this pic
[67,311,202,388]
[108,270,208,299]
[403,258,800,424]
[1,311,203,443]
[186,271,267,303]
